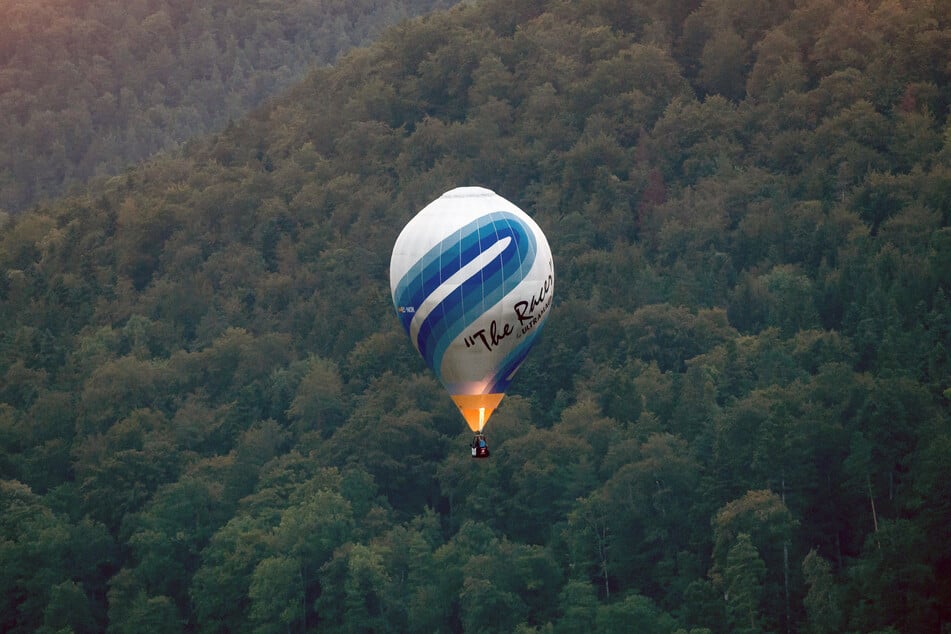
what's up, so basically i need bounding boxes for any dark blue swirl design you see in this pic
[392,210,537,385]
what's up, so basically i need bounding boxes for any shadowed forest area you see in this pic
[2,0,951,632]
[0,0,459,212]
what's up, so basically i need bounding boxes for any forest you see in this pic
[0,0,459,212]
[2,0,951,632]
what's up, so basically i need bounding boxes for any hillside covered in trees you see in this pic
[2,0,951,632]
[0,0,459,212]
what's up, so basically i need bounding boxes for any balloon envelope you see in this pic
[390,187,554,432]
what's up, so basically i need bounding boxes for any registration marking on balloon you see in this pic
[390,187,553,433]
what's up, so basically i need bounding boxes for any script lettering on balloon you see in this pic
[464,319,514,351]
[514,273,553,338]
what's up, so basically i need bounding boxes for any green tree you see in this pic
[595,592,676,633]
[847,519,938,632]
[456,539,561,634]
[368,517,443,632]
[497,427,597,543]
[460,576,527,634]
[711,490,797,634]
[108,590,181,634]
[554,579,597,634]
[248,555,305,634]
[39,580,98,634]
[0,480,115,633]
[190,515,271,634]
[342,543,391,633]
[286,355,346,437]
[573,432,703,600]
[122,474,233,613]
[801,549,843,634]
[314,372,449,512]
[723,533,766,634]
[271,489,356,629]
[699,28,749,101]
[746,30,806,102]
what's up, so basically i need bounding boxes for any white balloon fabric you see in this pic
[390,187,554,432]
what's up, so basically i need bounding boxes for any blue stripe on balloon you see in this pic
[424,219,537,379]
[393,211,538,381]
[416,221,511,361]
[394,211,520,327]
[394,217,479,319]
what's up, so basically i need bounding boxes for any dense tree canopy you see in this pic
[2,0,950,632]
[0,0,459,212]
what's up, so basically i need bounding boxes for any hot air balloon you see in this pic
[389,187,554,458]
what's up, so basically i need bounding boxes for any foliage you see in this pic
[2,0,950,631]
[0,0,459,212]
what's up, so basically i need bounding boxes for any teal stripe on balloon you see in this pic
[392,211,537,381]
